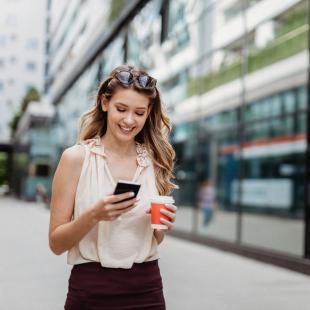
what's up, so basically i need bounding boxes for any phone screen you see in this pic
[113,180,141,202]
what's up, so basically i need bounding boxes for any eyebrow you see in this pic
[115,102,147,110]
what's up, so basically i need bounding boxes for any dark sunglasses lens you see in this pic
[116,71,132,84]
[138,75,150,88]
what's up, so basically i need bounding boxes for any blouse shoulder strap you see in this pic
[78,136,107,157]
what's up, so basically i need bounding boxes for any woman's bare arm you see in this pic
[48,145,95,255]
[48,145,139,255]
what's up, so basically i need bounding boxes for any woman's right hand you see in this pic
[93,192,139,222]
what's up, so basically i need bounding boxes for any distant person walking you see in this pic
[197,180,216,226]
[49,64,178,309]
[35,183,49,206]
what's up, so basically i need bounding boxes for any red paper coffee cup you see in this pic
[150,196,175,229]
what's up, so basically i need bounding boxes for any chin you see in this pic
[116,131,136,142]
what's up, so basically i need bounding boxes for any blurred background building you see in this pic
[0,0,49,200]
[0,0,309,273]
[0,0,47,143]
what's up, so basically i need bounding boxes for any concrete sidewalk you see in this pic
[160,238,310,310]
[0,196,309,310]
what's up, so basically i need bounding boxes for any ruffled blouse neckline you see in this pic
[83,135,151,168]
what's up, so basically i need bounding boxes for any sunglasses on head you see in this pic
[114,70,157,89]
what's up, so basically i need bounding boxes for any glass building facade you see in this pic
[49,0,310,270]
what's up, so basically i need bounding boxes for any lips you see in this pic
[118,125,134,134]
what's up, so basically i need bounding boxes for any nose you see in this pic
[123,112,135,126]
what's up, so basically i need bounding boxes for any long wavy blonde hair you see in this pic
[78,64,177,195]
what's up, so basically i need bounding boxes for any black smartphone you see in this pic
[113,180,141,203]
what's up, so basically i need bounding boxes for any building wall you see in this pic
[47,0,111,95]
[0,0,47,143]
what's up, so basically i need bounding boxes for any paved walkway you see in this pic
[0,196,309,310]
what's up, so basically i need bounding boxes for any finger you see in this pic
[160,218,173,229]
[110,202,138,217]
[112,198,139,212]
[160,209,176,221]
[165,204,177,212]
[121,202,139,213]
[107,192,135,204]
[112,197,140,210]
[145,207,151,214]
[106,196,137,210]
[102,192,114,201]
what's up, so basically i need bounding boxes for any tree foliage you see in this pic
[21,87,40,112]
[10,87,40,135]
[108,0,127,23]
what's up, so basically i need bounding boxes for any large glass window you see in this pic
[297,86,307,110]
[26,38,38,50]
[55,58,101,146]
[283,91,296,114]
[241,88,306,253]
[25,61,36,72]
[240,0,308,257]
[127,0,162,69]
[170,0,308,258]
[172,122,198,233]
[167,0,190,54]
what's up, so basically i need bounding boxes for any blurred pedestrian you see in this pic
[197,180,216,226]
[49,64,178,309]
[35,183,49,206]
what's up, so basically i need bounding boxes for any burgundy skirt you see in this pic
[64,260,165,310]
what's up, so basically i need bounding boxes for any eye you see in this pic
[136,112,145,116]
[117,108,126,112]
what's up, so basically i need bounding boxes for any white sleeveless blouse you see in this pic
[67,136,160,269]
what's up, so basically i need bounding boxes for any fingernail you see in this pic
[129,192,134,197]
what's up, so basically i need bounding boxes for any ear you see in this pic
[101,95,108,112]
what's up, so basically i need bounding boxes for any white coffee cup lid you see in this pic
[150,195,174,204]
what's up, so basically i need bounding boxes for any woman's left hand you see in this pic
[160,204,177,230]
[146,204,178,231]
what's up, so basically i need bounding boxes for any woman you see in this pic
[197,180,216,226]
[49,64,178,309]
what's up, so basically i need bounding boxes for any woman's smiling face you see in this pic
[101,87,151,142]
